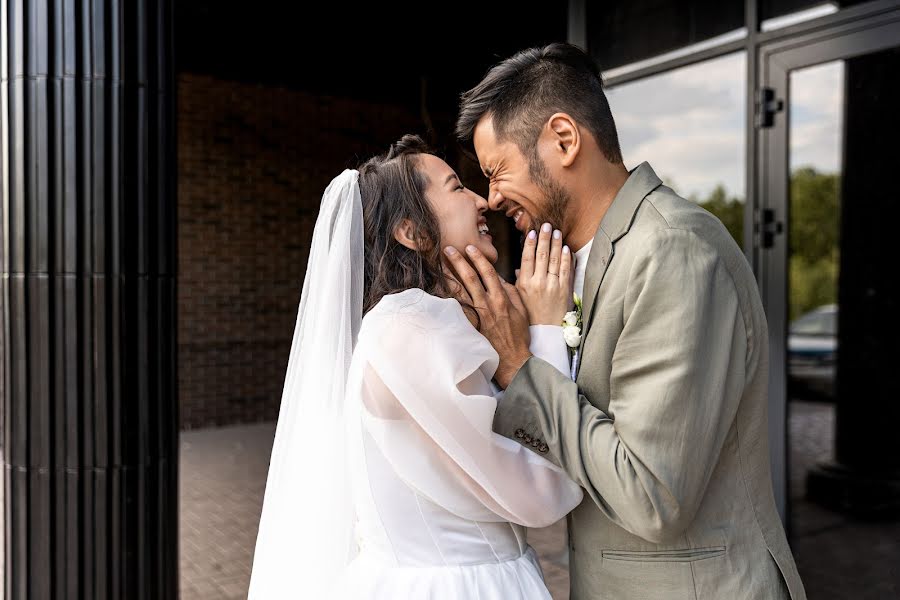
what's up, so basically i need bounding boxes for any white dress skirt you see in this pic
[334,289,582,599]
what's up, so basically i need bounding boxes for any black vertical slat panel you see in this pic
[109,465,122,600]
[26,82,48,275]
[121,466,136,600]
[61,77,76,274]
[91,0,104,78]
[62,0,76,77]
[76,87,92,460]
[3,0,177,598]
[8,87,27,464]
[78,176,96,600]
[51,0,64,82]
[8,277,28,600]
[50,66,63,280]
[77,0,89,79]
[92,274,108,599]
[25,0,48,78]
[9,1,25,80]
[11,469,28,600]
[9,57,26,277]
[107,0,126,590]
[31,470,51,600]
[90,86,107,451]
[94,2,107,593]
[136,275,150,600]
[64,471,78,597]
[75,2,95,594]
[50,272,65,596]
[2,468,10,600]
[162,275,178,596]
[91,80,105,274]
[93,468,108,600]
[62,277,78,599]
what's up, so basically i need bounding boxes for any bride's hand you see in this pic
[516,223,573,326]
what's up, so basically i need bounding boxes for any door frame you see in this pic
[754,4,900,525]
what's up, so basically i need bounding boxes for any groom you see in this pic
[444,43,806,599]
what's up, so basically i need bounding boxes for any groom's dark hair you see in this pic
[456,43,622,164]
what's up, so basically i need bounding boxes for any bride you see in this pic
[248,135,582,599]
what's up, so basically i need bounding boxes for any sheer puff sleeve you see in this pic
[352,289,583,528]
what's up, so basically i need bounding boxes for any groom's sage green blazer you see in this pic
[495,163,806,600]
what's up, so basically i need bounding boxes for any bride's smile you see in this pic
[417,153,499,264]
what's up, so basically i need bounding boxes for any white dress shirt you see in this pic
[573,238,594,300]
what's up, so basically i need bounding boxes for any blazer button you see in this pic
[530,438,541,448]
[538,443,549,453]
[523,434,533,444]
[514,429,526,439]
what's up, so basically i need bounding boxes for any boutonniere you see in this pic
[562,292,583,356]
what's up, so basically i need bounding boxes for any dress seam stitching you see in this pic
[414,492,448,566]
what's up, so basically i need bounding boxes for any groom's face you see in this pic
[473,116,569,235]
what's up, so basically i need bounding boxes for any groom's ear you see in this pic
[393,219,420,251]
[547,113,580,168]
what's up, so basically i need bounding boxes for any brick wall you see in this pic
[177,73,423,429]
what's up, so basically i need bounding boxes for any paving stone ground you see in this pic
[2,400,897,598]
[176,422,571,599]
[176,402,898,600]
[787,401,900,600]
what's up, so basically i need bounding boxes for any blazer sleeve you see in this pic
[494,228,748,543]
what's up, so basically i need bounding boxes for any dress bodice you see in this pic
[352,425,529,567]
[343,289,582,576]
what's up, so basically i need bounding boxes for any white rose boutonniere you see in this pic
[562,292,583,355]
[563,325,582,348]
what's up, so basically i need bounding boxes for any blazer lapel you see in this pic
[574,162,663,379]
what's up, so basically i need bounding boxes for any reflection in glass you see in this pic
[588,0,743,71]
[790,307,838,336]
[787,50,900,582]
[605,53,746,246]
[788,62,843,323]
[761,1,838,31]
[601,29,747,82]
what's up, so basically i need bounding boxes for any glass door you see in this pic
[757,6,900,596]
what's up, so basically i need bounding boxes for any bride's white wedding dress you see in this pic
[247,171,581,600]
[335,288,583,599]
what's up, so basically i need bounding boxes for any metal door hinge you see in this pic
[755,88,784,129]
[755,208,784,248]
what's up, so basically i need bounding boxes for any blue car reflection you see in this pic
[788,304,837,401]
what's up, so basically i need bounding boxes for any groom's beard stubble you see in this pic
[521,156,572,247]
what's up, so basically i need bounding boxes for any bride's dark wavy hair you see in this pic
[358,134,459,315]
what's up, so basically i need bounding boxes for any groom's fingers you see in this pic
[462,245,506,305]
[520,229,537,280]
[443,265,473,306]
[443,247,488,308]
[502,281,527,316]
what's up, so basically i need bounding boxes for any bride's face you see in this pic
[419,154,499,264]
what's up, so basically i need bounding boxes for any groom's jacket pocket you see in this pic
[600,546,726,563]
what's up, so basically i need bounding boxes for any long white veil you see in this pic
[248,169,364,599]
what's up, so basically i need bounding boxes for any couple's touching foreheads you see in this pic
[248,43,807,600]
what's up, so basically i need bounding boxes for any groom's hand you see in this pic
[443,245,532,389]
